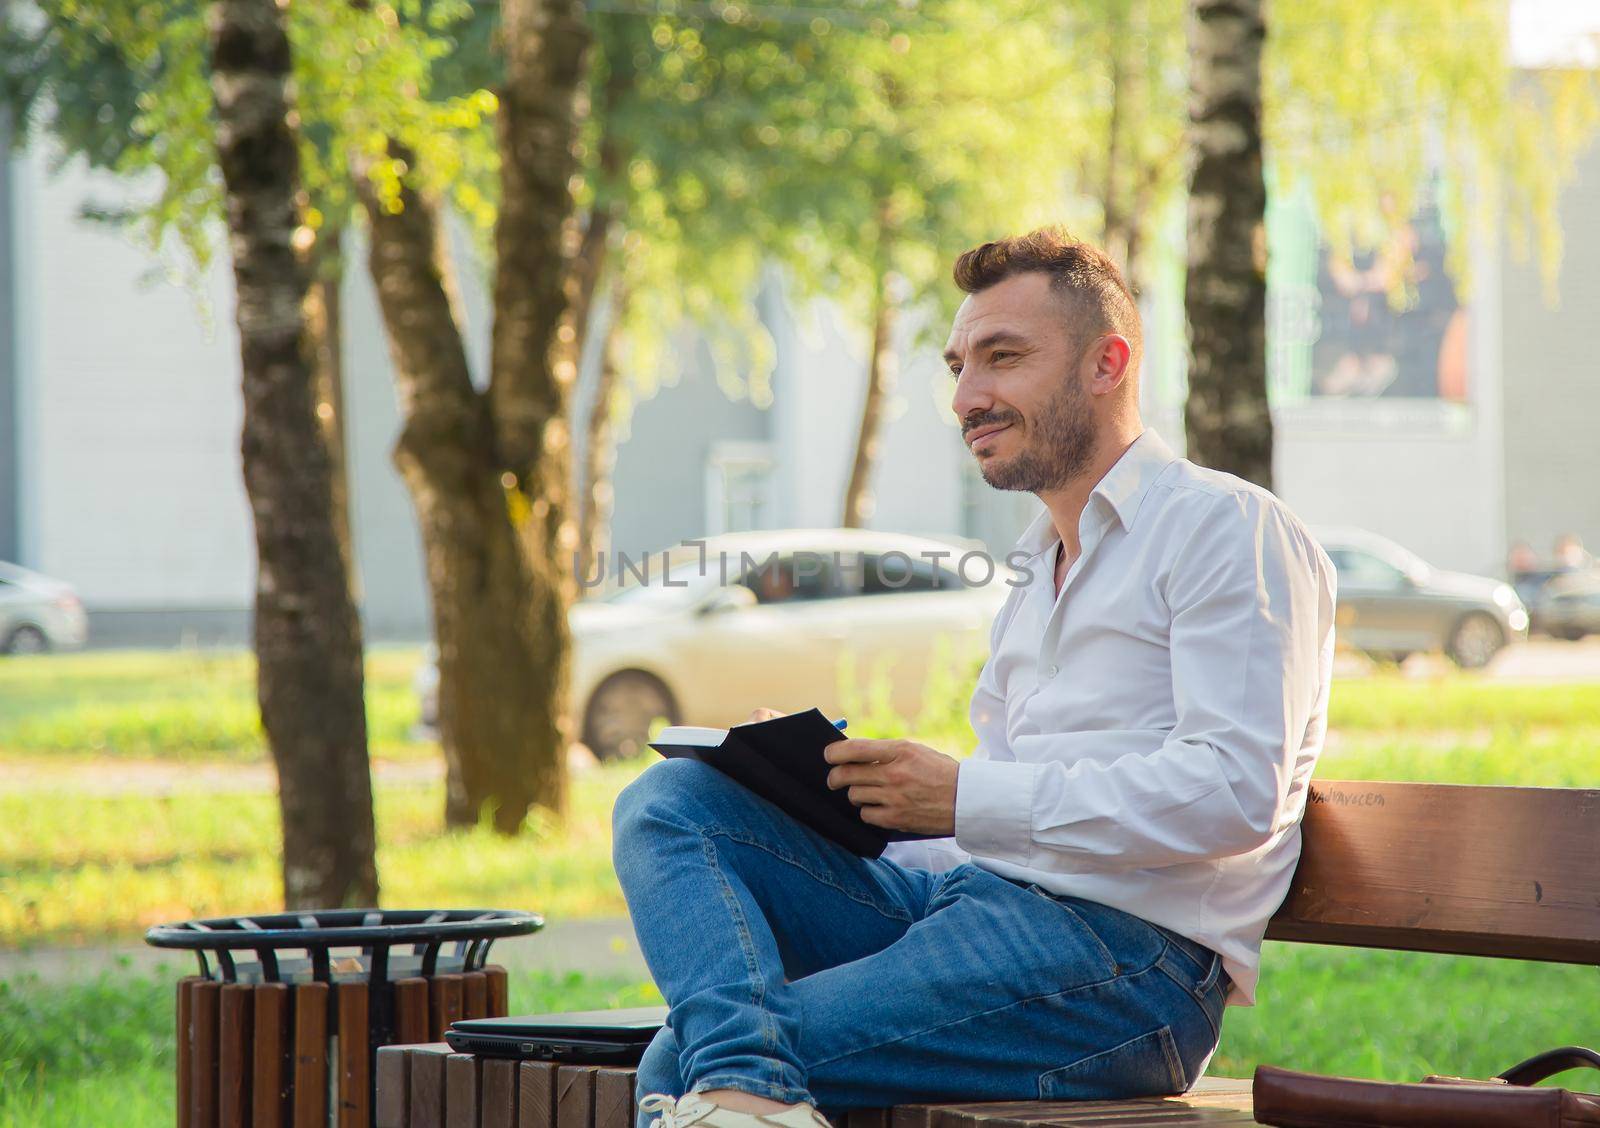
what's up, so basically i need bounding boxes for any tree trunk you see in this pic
[578,276,628,573]
[1183,0,1272,488]
[208,0,377,906]
[358,154,566,831]
[304,226,356,589]
[353,0,589,832]
[841,262,898,529]
[484,0,592,807]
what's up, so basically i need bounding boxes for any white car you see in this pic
[0,562,89,654]
[418,529,1013,760]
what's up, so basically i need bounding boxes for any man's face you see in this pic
[944,272,1098,494]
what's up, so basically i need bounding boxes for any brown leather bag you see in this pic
[1253,1046,1600,1127]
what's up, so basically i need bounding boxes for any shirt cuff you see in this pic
[954,758,1038,864]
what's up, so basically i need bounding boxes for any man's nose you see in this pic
[951,366,994,421]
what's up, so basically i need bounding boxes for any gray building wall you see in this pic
[1500,136,1600,563]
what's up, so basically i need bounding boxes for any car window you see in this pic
[856,553,956,596]
[738,554,842,605]
[1327,548,1406,589]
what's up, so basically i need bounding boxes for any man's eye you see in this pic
[992,351,1014,361]
[949,365,962,378]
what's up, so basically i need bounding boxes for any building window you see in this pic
[705,441,775,535]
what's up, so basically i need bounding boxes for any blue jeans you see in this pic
[612,759,1228,1122]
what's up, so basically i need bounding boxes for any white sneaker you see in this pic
[637,1092,832,1128]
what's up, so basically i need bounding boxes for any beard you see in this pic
[966,376,1096,494]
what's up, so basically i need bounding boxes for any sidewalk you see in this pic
[0,915,648,984]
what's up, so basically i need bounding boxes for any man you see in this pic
[612,228,1336,1128]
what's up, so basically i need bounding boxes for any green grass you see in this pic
[0,647,428,760]
[0,965,662,1128]
[0,765,635,945]
[3,650,1599,1122]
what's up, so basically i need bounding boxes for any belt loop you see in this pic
[1195,951,1222,996]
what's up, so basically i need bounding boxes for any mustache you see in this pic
[961,410,1023,439]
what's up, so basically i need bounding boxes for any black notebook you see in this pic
[649,707,939,858]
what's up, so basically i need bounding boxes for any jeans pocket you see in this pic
[1019,884,1121,976]
[1037,1025,1187,1100]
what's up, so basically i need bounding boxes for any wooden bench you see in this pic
[376,780,1600,1128]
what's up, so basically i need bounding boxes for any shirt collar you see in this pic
[1011,429,1178,559]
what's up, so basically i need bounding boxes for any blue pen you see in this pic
[833,718,848,731]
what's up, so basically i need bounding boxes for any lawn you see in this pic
[1,648,1598,1124]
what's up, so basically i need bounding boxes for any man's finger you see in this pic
[846,785,889,808]
[823,738,899,764]
[826,763,884,790]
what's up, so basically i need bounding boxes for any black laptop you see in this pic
[445,1006,668,1063]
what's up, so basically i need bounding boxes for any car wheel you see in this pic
[1446,612,1505,670]
[2,625,48,655]
[582,671,678,763]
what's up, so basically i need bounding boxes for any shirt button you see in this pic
[1045,664,1060,678]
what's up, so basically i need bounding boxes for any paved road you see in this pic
[1333,636,1600,681]
[0,916,649,985]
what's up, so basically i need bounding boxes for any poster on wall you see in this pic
[1309,196,1470,402]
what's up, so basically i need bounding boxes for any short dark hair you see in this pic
[953,227,1142,362]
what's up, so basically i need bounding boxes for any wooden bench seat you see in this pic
[373,1052,1261,1128]
[375,780,1600,1128]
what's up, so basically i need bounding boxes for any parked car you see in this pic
[1312,528,1528,669]
[0,562,88,654]
[417,529,1012,760]
[1530,570,1600,640]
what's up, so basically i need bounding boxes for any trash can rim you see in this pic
[144,907,543,950]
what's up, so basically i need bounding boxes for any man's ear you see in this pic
[1089,335,1133,395]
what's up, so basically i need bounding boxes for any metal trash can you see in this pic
[146,908,541,1127]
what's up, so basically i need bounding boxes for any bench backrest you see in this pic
[1265,780,1600,964]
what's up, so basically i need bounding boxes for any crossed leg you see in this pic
[612,759,1224,1124]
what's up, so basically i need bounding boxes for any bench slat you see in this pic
[407,1044,453,1128]
[596,1066,636,1128]
[446,1052,480,1128]
[1268,781,1600,963]
[380,1050,1260,1128]
[376,1046,412,1128]
[483,1058,520,1128]
[519,1060,560,1128]
[557,1065,599,1128]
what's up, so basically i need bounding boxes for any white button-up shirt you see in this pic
[884,429,1336,1006]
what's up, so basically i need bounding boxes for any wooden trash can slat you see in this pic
[463,971,490,1021]
[218,983,254,1126]
[169,967,513,1128]
[149,908,540,1128]
[189,980,221,1128]
[253,983,290,1128]
[429,974,466,1042]
[292,981,330,1128]
[338,980,373,1128]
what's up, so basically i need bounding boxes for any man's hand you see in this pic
[824,738,959,836]
[745,707,786,724]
